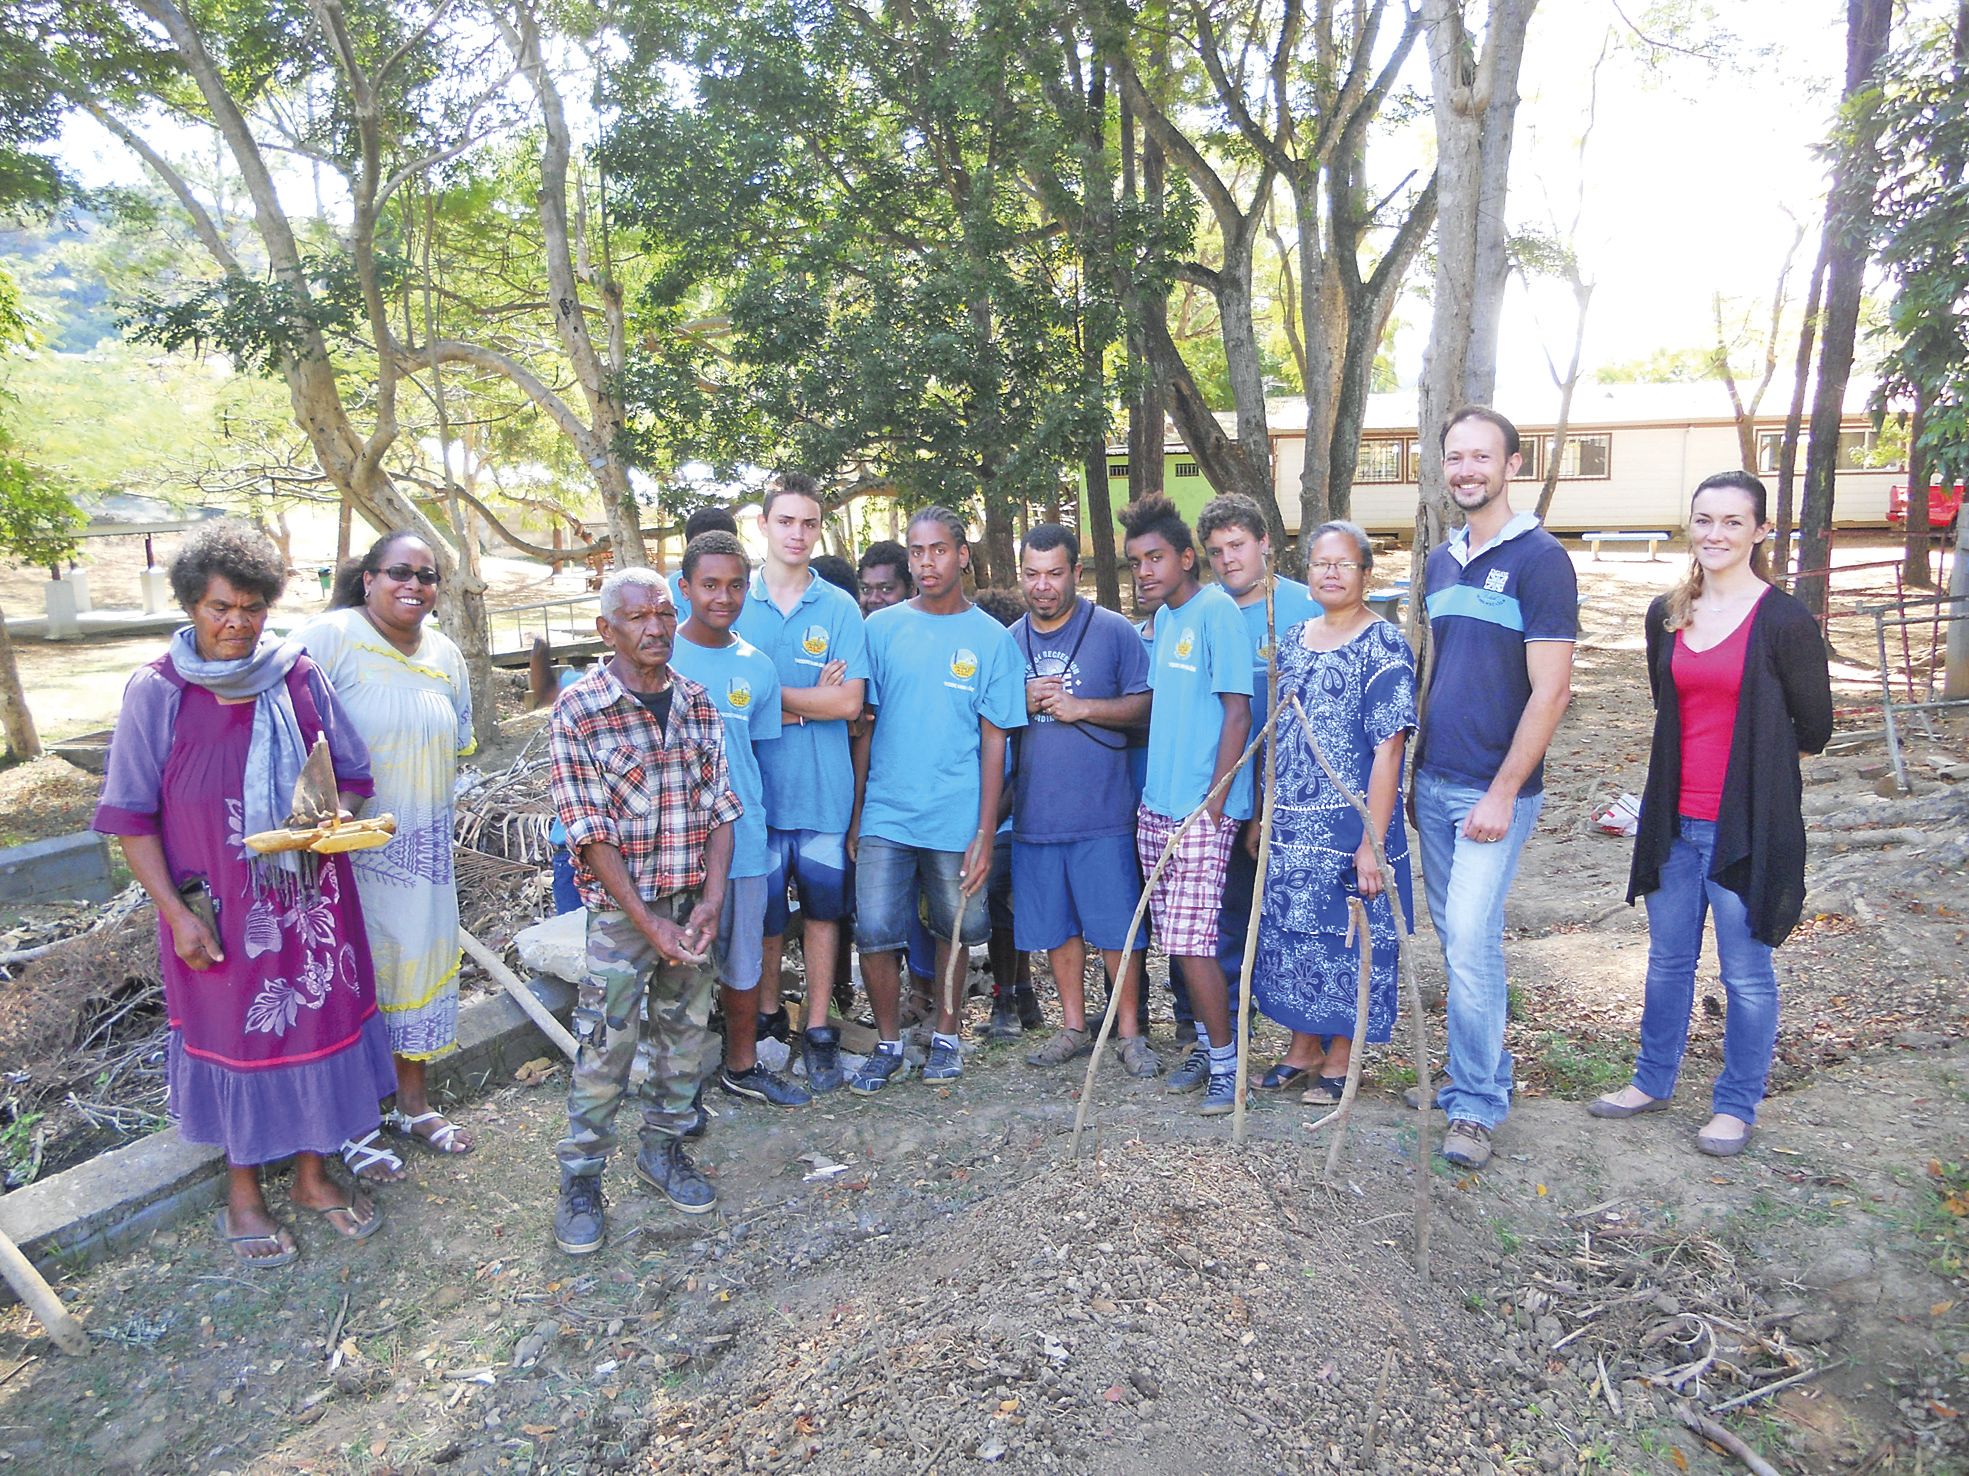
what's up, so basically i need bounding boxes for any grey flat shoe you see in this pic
[1696,1120,1754,1157]
[1587,1091,1672,1119]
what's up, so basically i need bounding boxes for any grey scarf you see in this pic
[168,626,309,869]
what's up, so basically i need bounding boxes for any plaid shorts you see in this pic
[1135,803,1240,958]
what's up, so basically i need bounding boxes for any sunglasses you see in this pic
[378,563,442,586]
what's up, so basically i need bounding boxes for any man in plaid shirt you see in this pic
[549,568,743,1255]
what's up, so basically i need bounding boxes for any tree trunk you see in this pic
[336,490,353,564]
[1903,392,1933,588]
[1775,232,1830,580]
[1795,0,1894,623]
[1947,496,1969,699]
[1074,57,1123,610]
[1535,277,1593,522]
[1122,49,1167,509]
[0,608,40,762]
[1414,0,1538,649]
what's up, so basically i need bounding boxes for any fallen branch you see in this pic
[1708,1358,1842,1415]
[0,1227,88,1356]
[1675,1401,1783,1476]
[458,926,577,1060]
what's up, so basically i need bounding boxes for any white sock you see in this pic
[876,1039,903,1058]
[931,1031,962,1052]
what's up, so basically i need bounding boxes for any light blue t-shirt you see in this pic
[1143,583,1256,822]
[667,570,689,621]
[734,568,870,834]
[669,633,782,878]
[861,602,1027,854]
[1237,576,1320,732]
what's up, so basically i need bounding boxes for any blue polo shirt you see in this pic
[1235,575,1319,732]
[1419,513,1577,794]
[669,633,782,878]
[734,568,870,833]
[861,602,1027,853]
[1142,583,1256,822]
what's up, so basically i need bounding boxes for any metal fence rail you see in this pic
[1864,591,1969,794]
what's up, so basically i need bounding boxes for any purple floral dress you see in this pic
[93,653,398,1165]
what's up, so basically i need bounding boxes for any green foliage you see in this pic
[0,425,82,569]
[1592,346,1725,384]
[1867,14,1969,484]
[121,250,407,373]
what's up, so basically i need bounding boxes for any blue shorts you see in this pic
[764,828,853,934]
[855,838,990,951]
[715,873,769,991]
[1012,834,1144,954]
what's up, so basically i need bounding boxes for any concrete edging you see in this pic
[0,974,575,1289]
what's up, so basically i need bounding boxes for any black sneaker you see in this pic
[801,1026,847,1094]
[758,1006,793,1044]
[849,1049,910,1095]
[720,1062,812,1108]
[985,996,1023,1041]
[554,1172,607,1255]
[1166,1046,1211,1093]
[636,1137,717,1214]
[1014,983,1044,1031]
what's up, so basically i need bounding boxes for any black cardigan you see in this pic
[1626,586,1834,947]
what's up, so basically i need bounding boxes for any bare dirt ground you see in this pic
[1,541,1965,1474]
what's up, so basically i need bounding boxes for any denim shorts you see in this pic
[854,837,990,951]
[715,873,769,991]
[764,827,853,934]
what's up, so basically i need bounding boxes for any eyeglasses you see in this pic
[380,563,442,586]
[1308,559,1362,575]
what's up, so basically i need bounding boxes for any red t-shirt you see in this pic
[1671,599,1761,821]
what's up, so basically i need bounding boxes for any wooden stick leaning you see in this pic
[0,1226,88,1356]
[1284,692,1433,1279]
[1230,576,1281,1144]
[1069,705,1286,1157]
[457,926,579,1061]
[941,891,972,1027]
[1306,897,1374,1181]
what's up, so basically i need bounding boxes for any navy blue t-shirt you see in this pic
[1419,515,1577,794]
[1010,600,1151,843]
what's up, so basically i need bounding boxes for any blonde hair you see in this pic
[1663,471,1773,632]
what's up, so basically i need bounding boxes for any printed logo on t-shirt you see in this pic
[800,623,831,657]
[1483,569,1509,594]
[725,676,753,711]
[1168,625,1199,674]
[949,648,979,680]
[1028,648,1082,724]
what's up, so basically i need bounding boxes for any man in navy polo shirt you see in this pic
[734,473,870,1093]
[1415,406,1576,1170]
[1009,524,1157,1077]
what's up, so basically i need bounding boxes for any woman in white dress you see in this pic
[296,532,477,1158]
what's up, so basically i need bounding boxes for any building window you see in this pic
[1551,433,1611,479]
[1107,461,1129,480]
[1756,427,1877,473]
[1174,460,1201,480]
[1357,440,1404,482]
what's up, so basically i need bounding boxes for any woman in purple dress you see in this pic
[94,523,399,1266]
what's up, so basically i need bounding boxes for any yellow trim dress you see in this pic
[294,608,475,1060]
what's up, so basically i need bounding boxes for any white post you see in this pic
[42,579,80,640]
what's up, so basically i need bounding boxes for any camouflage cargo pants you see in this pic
[555,899,719,1178]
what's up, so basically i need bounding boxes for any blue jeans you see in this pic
[853,837,990,952]
[1414,770,1544,1130]
[1632,817,1779,1123]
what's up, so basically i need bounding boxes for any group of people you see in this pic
[94,402,1833,1269]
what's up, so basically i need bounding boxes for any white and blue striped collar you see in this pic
[1448,510,1542,567]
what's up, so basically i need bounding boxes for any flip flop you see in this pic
[213,1205,298,1268]
[1257,1063,1312,1092]
[306,1193,384,1241]
[1300,1075,1351,1107]
[386,1108,475,1155]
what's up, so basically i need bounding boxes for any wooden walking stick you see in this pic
[458,926,579,1061]
[0,1227,88,1356]
[1231,574,1281,1144]
[1311,897,1375,1181]
[1286,693,1434,1279]
[1070,708,1285,1156]
[940,891,972,1027]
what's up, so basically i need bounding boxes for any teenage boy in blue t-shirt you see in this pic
[1010,524,1157,1077]
[1121,494,1255,1117]
[847,507,1026,1093]
[1196,492,1321,1015]
[1415,406,1576,1171]
[733,474,870,1092]
[670,532,810,1112]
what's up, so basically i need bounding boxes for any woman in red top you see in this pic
[1589,472,1832,1156]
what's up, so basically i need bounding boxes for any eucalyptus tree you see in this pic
[606,0,1089,583]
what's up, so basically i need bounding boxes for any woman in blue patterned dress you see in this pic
[1253,522,1417,1105]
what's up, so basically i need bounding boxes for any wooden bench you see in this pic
[1581,530,1670,561]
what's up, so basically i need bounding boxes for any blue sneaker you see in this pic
[849,1049,910,1095]
[1166,1046,1211,1093]
[923,1040,964,1081]
[1200,1070,1247,1117]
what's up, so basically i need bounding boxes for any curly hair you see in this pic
[169,520,288,609]
[681,530,749,581]
[811,553,860,597]
[972,587,1024,627]
[1195,492,1267,546]
[1116,493,1193,556]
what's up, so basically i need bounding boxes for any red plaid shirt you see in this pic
[550,660,744,908]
